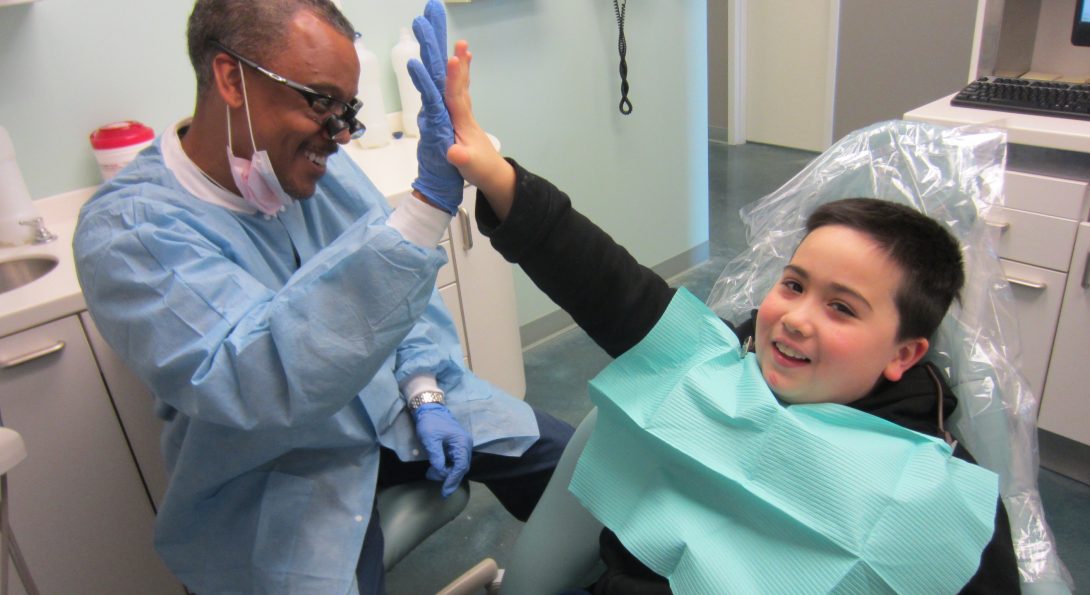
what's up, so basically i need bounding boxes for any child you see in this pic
[427,40,1020,594]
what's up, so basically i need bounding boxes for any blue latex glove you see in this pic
[412,402,472,498]
[408,0,464,214]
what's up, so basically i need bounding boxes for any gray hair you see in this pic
[187,0,356,96]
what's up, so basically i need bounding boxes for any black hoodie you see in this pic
[476,160,1020,594]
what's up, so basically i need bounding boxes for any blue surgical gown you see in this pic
[73,140,539,594]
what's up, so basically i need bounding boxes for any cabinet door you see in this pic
[0,317,184,594]
[1000,259,1067,399]
[80,312,168,510]
[449,187,527,398]
[1039,223,1090,446]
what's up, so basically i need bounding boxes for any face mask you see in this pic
[226,67,294,216]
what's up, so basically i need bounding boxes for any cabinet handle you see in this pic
[0,340,65,369]
[1005,276,1046,290]
[458,207,473,250]
[984,220,1010,232]
[1082,252,1090,290]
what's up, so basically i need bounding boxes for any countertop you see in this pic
[905,93,1090,153]
[0,186,95,338]
[0,130,496,339]
[0,136,423,341]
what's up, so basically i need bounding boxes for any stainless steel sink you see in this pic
[0,256,58,295]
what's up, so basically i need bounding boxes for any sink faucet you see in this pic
[19,218,58,245]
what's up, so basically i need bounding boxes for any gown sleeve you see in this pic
[74,184,445,431]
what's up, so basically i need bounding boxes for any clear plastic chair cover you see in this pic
[706,120,1072,592]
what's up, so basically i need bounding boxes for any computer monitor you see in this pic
[1075,0,1090,46]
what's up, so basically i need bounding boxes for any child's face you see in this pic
[754,225,928,405]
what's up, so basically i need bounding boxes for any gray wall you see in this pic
[833,0,977,142]
[708,0,730,142]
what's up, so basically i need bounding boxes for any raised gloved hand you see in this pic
[408,0,464,214]
[412,402,472,498]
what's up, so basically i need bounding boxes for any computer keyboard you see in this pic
[951,76,1090,121]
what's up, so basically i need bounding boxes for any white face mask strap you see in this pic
[226,66,259,156]
[225,106,234,150]
[238,66,259,152]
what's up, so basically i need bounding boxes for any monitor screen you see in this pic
[1075,0,1090,46]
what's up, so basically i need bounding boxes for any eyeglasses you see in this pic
[210,40,365,141]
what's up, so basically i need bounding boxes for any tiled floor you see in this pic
[386,142,1090,594]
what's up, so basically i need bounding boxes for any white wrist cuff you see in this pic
[402,374,442,401]
[387,195,452,248]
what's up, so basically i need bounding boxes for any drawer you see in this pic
[1004,171,1089,221]
[437,240,455,288]
[984,206,1079,272]
[999,259,1067,400]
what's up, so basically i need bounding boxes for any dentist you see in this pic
[73,1,572,593]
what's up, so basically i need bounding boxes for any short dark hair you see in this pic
[186,0,356,96]
[804,198,965,341]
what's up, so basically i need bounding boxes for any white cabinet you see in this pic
[985,172,1090,439]
[437,188,526,397]
[0,315,183,595]
[1038,223,1090,445]
[345,136,526,398]
[984,171,1090,399]
[905,96,1090,454]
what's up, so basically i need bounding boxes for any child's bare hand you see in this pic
[445,40,515,217]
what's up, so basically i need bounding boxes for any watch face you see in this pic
[411,391,445,409]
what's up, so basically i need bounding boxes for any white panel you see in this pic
[1039,223,1090,445]
[447,188,527,398]
[744,0,834,151]
[439,283,468,360]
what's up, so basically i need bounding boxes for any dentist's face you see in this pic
[234,10,360,198]
[754,225,921,405]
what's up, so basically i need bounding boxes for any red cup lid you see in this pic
[89,121,155,150]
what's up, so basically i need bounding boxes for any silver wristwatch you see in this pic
[408,390,445,411]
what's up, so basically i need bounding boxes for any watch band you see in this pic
[408,390,445,411]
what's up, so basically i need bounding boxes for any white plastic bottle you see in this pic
[390,27,422,137]
[353,36,392,148]
[0,125,42,247]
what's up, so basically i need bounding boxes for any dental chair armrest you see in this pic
[436,558,501,595]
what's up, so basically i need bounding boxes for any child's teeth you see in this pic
[776,342,809,361]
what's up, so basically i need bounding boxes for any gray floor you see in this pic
[387,142,1090,594]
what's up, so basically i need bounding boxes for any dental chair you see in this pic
[438,120,1073,595]
[378,481,469,570]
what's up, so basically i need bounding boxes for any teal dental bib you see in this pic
[569,289,998,594]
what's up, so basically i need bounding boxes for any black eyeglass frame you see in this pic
[210,39,365,141]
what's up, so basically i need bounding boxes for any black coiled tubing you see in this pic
[613,0,632,115]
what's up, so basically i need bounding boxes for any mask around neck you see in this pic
[225,67,294,217]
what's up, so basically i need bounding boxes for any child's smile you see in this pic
[754,225,928,405]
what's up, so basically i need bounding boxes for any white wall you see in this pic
[0,0,708,329]
[743,0,835,151]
